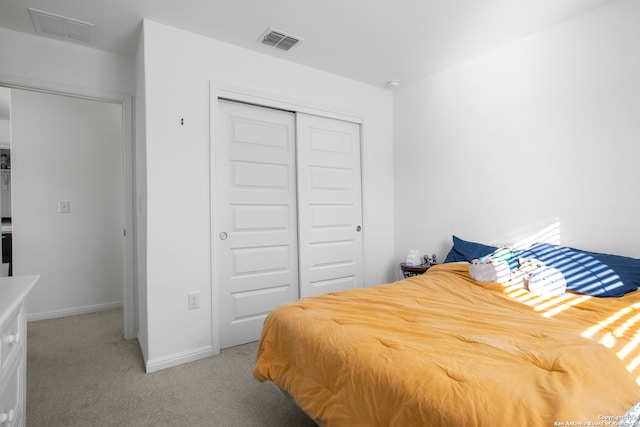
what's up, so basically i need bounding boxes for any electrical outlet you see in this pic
[188,292,200,310]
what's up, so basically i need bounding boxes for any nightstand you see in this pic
[400,263,431,278]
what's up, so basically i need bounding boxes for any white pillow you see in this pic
[469,259,511,283]
[527,267,566,296]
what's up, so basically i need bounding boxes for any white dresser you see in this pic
[0,276,38,427]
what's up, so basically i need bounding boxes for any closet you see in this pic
[216,99,364,348]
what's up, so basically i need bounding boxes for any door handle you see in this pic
[219,232,228,240]
[356,225,361,232]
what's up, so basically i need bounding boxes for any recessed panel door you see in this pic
[217,100,298,348]
[296,113,364,298]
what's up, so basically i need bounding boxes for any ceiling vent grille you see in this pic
[29,8,96,46]
[259,27,303,51]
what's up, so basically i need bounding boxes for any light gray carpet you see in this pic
[26,309,317,427]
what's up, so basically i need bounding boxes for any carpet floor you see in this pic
[26,308,317,427]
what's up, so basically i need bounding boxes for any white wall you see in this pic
[0,120,9,146]
[135,28,149,364]
[138,19,394,371]
[0,27,134,97]
[11,89,124,318]
[394,0,640,261]
[0,27,135,320]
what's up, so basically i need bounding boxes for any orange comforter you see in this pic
[254,263,640,426]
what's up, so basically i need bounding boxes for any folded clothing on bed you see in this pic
[512,243,640,297]
[444,235,640,297]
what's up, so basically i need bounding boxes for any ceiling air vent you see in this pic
[259,27,303,51]
[29,8,96,46]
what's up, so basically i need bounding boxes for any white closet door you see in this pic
[217,100,299,348]
[296,113,364,298]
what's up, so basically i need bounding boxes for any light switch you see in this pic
[58,200,70,214]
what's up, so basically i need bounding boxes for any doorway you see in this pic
[0,87,11,276]
[4,86,133,334]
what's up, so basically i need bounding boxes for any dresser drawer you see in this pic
[0,360,22,427]
[0,305,23,383]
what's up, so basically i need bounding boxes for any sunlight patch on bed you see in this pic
[497,220,581,317]
[599,332,616,348]
[576,303,640,382]
[485,220,640,383]
[501,281,640,380]
[502,284,591,318]
[536,295,591,318]
[615,311,640,337]
[618,331,640,360]
[582,305,637,338]
[626,354,640,372]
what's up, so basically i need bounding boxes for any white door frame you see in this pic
[0,77,136,339]
[209,82,365,354]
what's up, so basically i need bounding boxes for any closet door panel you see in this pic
[217,100,298,349]
[297,113,364,298]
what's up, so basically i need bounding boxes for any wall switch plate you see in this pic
[188,292,200,310]
[58,200,70,213]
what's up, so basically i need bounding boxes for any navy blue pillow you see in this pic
[444,235,498,263]
[514,243,640,298]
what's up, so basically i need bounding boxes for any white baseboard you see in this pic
[145,345,218,373]
[27,301,124,322]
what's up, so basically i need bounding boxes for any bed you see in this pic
[253,240,640,426]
